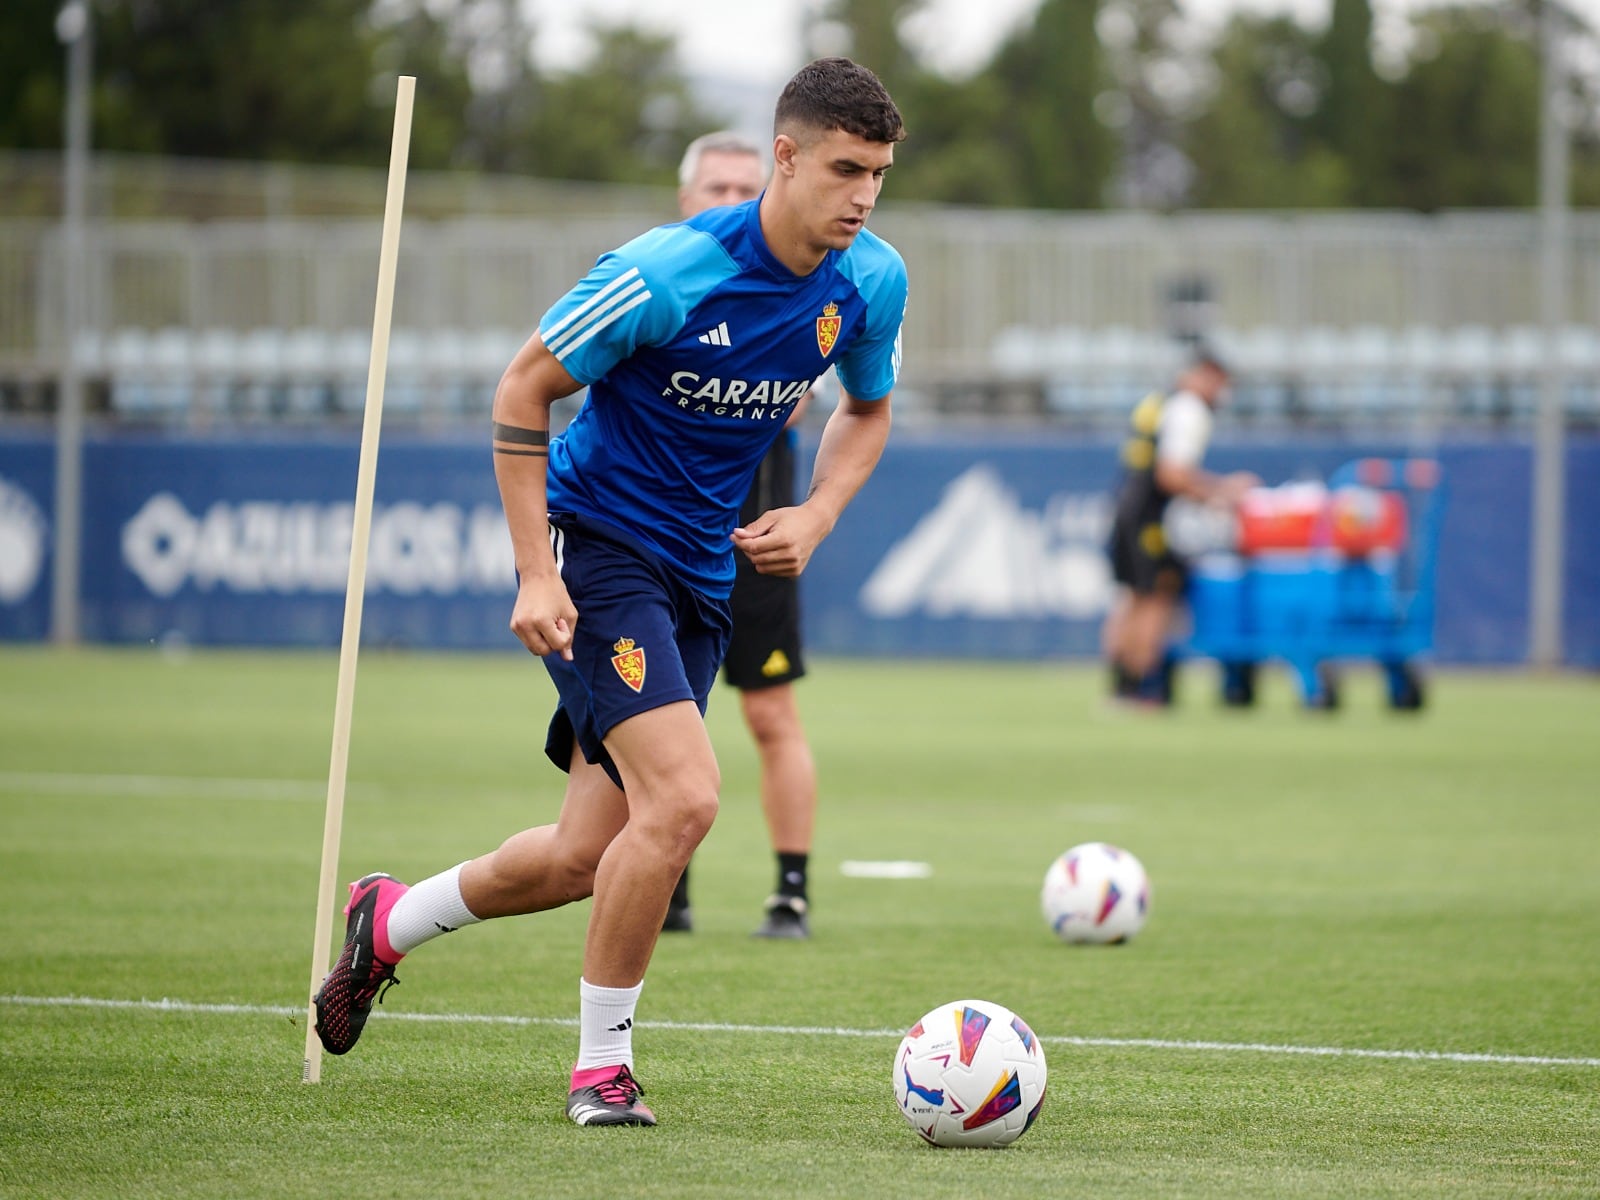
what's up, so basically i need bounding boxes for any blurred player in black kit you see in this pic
[1103,353,1258,705]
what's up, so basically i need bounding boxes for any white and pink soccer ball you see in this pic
[892,998,1047,1148]
[1040,842,1152,944]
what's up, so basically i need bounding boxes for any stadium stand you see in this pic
[45,320,1598,430]
[3,190,1598,430]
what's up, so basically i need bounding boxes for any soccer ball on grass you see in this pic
[1040,841,1151,944]
[892,998,1047,1148]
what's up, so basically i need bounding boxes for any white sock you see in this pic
[575,978,643,1072]
[385,863,482,955]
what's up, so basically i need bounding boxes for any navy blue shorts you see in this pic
[541,514,732,790]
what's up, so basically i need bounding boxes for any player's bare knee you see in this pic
[675,790,720,852]
[744,710,793,749]
[642,788,718,867]
[742,692,798,748]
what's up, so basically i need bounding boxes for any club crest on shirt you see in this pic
[815,301,841,357]
[611,637,646,692]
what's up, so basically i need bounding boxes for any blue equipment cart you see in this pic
[1181,458,1446,710]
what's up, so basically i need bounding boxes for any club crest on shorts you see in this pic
[815,301,841,357]
[611,637,646,692]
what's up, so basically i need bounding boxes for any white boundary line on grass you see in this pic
[5,994,1598,1069]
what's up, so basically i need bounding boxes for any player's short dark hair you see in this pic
[775,57,906,146]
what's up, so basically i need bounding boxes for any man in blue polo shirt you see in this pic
[314,56,908,1128]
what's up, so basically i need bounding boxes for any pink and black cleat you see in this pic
[313,872,408,1055]
[566,1064,657,1127]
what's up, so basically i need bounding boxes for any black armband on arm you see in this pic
[492,422,549,456]
[492,422,549,446]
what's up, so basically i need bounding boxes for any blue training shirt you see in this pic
[538,197,908,598]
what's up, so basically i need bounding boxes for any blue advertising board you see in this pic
[0,429,1595,666]
[0,440,53,641]
[0,432,515,649]
[796,432,1553,666]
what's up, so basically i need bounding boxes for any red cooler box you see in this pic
[1237,483,1406,557]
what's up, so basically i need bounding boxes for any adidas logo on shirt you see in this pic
[697,321,732,347]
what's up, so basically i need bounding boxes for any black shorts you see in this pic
[1107,513,1189,597]
[722,436,806,691]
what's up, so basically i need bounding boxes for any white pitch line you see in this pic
[4,994,1597,1069]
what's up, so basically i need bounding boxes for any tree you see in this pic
[6,0,1590,210]
[1379,6,1539,210]
[0,0,475,169]
[989,0,1116,209]
[887,0,1114,209]
[366,0,480,171]
[1309,0,1386,204]
[1182,1,1597,211]
[0,0,706,183]
[520,23,711,186]
[0,0,69,150]
[812,0,926,97]
[888,70,1025,206]
[1183,14,1352,208]
[91,0,393,164]
[390,0,539,172]
[1097,0,1202,208]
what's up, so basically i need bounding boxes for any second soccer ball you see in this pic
[1040,841,1151,944]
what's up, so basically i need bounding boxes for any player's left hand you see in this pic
[731,506,832,577]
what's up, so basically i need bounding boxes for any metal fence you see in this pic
[5,201,1599,430]
[0,149,678,221]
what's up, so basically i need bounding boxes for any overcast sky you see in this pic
[519,0,1580,87]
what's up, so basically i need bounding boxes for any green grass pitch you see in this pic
[1,646,1596,1198]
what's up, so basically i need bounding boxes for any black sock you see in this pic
[1135,660,1175,706]
[1111,662,1138,698]
[776,853,808,903]
[1159,652,1178,703]
[670,865,690,910]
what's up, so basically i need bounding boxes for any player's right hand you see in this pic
[508,572,578,660]
[1218,471,1262,505]
[732,504,831,578]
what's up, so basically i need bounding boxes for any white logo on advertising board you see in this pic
[859,465,1114,620]
[120,493,514,598]
[0,475,48,604]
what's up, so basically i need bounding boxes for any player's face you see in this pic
[779,127,894,253]
[1200,366,1232,406]
[679,150,766,218]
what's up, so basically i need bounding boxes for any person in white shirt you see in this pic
[1102,354,1258,704]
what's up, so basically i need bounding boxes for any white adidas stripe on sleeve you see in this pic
[548,291,654,361]
[541,267,644,343]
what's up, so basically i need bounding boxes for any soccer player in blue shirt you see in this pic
[662,129,822,941]
[314,57,909,1128]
